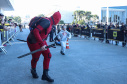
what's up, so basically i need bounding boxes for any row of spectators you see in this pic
[56,22,127,34]
[0,12,24,32]
[55,22,127,47]
[0,13,20,31]
[0,13,21,47]
[96,22,127,31]
[0,13,9,31]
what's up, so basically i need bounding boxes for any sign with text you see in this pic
[92,28,104,38]
[81,28,90,36]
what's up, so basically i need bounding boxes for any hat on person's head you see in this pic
[52,11,61,25]
[0,13,4,16]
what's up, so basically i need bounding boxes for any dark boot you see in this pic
[41,69,54,82]
[122,42,126,47]
[31,68,39,78]
[60,51,62,54]
[115,41,118,45]
[106,40,109,43]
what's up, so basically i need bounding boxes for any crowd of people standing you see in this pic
[51,22,127,47]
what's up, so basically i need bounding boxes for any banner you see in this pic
[108,29,124,41]
[81,28,90,36]
[73,27,80,35]
[92,28,104,38]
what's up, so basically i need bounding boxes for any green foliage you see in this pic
[59,20,64,24]
[72,10,99,25]
[72,21,75,25]
[7,16,21,23]
[78,20,85,25]
[93,14,99,19]
[84,11,91,16]
[13,16,21,23]
[38,14,45,17]
[7,16,13,19]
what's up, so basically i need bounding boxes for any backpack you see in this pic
[29,17,44,31]
[29,17,49,35]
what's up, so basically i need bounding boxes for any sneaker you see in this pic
[60,51,65,55]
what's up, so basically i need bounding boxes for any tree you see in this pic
[7,16,13,20]
[7,16,21,23]
[90,15,99,25]
[84,11,91,16]
[78,20,85,25]
[73,10,85,21]
[72,10,99,25]
[59,20,64,24]
[38,14,45,17]
[13,16,21,23]
[83,11,92,23]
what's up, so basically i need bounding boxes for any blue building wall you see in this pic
[101,6,127,25]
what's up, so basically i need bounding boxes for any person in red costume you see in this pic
[27,11,61,82]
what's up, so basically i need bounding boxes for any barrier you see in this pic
[92,28,104,39]
[71,26,127,46]
[73,27,80,36]
[0,26,19,54]
[107,29,124,42]
[81,28,91,37]
[0,46,7,54]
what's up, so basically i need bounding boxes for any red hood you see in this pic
[52,11,61,25]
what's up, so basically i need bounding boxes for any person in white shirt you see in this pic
[58,25,71,55]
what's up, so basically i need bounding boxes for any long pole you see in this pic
[107,6,109,25]
[17,43,56,58]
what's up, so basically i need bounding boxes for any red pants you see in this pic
[27,41,51,69]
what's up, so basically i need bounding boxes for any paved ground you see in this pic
[0,28,127,84]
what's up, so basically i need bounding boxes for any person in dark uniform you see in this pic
[100,22,104,28]
[97,22,101,28]
[80,24,85,38]
[67,24,70,32]
[98,23,104,42]
[105,24,109,43]
[49,25,56,42]
[120,23,126,47]
[0,13,9,50]
[106,23,115,43]
[0,13,8,31]
[57,24,61,33]
[19,24,23,32]
[114,23,120,45]
[72,23,76,35]
[0,13,5,48]
[108,23,115,29]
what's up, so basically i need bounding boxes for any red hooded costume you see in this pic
[27,11,61,69]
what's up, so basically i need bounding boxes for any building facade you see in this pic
[101,6,127,25]
[0,0,14,14]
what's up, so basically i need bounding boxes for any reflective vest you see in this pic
[5,23,10,26]
[0,23,4,32]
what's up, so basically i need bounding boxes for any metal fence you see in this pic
[73,27,127,46]
[0,26,19,54]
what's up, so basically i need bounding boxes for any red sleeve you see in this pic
[32,25,44,47]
